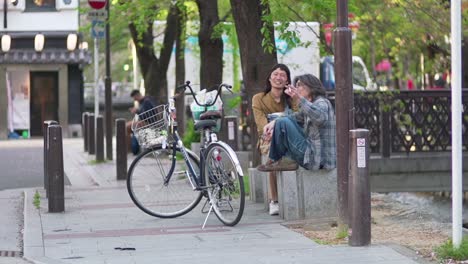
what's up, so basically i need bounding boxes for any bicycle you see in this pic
[126,81,245,227]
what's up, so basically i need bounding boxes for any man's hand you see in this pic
[262,120,276,141]
[284,84,300,103]
[129,107,138,114]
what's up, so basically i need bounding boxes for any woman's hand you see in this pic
[262,120,276,141]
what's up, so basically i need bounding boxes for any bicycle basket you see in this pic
[131,105,169,148]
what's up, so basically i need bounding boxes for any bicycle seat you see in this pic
[200,110,222,120]
[194,120,217,131]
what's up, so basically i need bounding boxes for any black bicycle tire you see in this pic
[127,146,203,218]
[203,142,245,226]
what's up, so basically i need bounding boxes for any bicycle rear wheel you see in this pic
[127,146,203,218]
[203,142,245,226]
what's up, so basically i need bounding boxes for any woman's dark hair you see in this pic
[293,74,326,98]
[263,63,292,94]
[263,63,293,107]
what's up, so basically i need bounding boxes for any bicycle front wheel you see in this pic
[204,142,245,226]
[127,146,203,218]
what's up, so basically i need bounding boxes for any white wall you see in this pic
[0,0,79,32]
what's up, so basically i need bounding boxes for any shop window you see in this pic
[25,0,56,12]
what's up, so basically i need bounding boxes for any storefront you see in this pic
[0,0,90,139]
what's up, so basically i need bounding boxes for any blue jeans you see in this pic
[269,117,309,168]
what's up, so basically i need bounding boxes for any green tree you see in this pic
[112,1,178,104]
[230,0,278,165]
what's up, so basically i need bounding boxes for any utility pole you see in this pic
[105,0,113,160]
[334,0,354,229]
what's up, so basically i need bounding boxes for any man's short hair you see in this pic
[130,90,141,97]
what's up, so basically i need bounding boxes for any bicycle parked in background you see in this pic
[126,81,245,227]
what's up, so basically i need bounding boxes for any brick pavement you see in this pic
[21,138,427,264]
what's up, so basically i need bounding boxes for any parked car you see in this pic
[320,56,377,91]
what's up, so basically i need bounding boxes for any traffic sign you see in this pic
[88,0,106,9]
[91,20,105,39]
[87,10,107,21]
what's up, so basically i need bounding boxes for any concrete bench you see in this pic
[248,167,338,221]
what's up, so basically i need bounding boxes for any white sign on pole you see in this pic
[356,138,366,168]
[87,10,108,21]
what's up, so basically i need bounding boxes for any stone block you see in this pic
[276,168,337,221]
[301,168,337,219]
[277,170,301,220]
[247,168,266,204]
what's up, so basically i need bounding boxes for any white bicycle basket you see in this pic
[131,105,169,148]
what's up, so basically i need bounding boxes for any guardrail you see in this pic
[328,89,468,157]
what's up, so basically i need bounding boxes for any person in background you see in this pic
[126,90,157,154]
[252,64,297,216]
[257,73,336,172]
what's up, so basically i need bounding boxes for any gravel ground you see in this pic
[286,192,463,263]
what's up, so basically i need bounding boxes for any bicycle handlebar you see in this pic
[175,80,232,108]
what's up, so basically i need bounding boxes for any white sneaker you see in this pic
[269,201,279,215]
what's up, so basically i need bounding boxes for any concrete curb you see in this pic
[22,189,66,264]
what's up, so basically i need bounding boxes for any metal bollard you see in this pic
[349,129,371,246]
[88,114,95,155]
[116,119,127,180]
[96,115,105,161]
[43,120,58,198]
[47,125,65,213]
[222,116,238,151]
[83,112,89,152]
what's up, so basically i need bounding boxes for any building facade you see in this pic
[0,0,90,139]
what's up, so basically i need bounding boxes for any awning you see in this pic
[0,49,91,65]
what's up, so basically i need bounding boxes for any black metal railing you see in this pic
[329,90,468,156]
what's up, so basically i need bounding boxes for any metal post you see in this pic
[96,115,104,161]
[116,119,127,180]
[88,114,95,155]
[381,110,391,157]
[47,125,65,213]
[349,129,371,246]
[83,112,89,152]
[94,37,99,120]
[451,0,463,248]
[43,120,58,198]
[334,0,354,227]
[105,0,113,161]
[221,116,238,151]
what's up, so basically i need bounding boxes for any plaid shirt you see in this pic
[292,96,336,170]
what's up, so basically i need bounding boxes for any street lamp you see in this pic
[79,41,88,50]
[67,33,77,51]
[34,33,44,52]
[1,34,11,52]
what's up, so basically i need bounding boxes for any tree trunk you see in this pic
[175,1,187,136]
[128,4,178,105]
[230,0,277,166]
[196,0,223,89]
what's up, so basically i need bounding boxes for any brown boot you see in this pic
[257,159,298,172]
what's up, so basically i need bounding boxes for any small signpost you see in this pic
[88,0,107,161]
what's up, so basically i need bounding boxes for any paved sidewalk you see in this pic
[22,138,426,264]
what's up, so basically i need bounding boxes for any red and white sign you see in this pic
[88,0,106,9]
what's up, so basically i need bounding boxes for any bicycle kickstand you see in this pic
[202,200,214,230]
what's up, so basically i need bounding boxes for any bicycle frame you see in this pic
[162,82,245,192]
